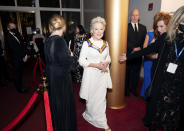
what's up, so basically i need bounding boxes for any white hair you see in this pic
[90,16,106,33]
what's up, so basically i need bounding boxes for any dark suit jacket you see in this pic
[5,32,26,61]
[127,23,147,55]
[0,39,3,56]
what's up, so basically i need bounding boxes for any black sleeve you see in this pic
[54,38,75,68]
[0,39,3,55]
[5,35,13,51]
[127,37,161,60]
[127,41,135,53]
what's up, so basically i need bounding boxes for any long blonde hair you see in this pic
[167,6,184,42]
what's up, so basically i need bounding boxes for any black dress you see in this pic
[127,33,184,130]
[44,35,77,131]
[72,36,87,83]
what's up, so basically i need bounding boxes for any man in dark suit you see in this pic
[125,9,147,96]
[0,37,8,88]
[5,22,28,93]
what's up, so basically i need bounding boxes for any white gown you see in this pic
[79,37,112,129]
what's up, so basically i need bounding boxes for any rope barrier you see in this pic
[43,90,53,131]
[39,76,53,131]
[33,54,45,87]
[2,54,53,131]
[2,92,39,131]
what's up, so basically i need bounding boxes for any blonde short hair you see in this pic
[49,14,66,33]
[90,16,106,33]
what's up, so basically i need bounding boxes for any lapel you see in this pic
[138,23,142,33]
[10,32,20,44]
[129,23,134,33]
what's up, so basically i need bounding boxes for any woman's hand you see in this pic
[101,62,109,72]
[132,47,141,53]
[101,68,108,73]
[150,53,158,59]
[96,62,105,70]
[71,52,74,56]
[88,62,109,72]
[101,62,109,69]
[69,49,73,56]
[96,62,108,72]
[119,53,127,63]
[23,55,28,62]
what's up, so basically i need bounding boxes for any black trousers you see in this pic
[125,58,142,95]
[12,59,23,91]
[0,56,9,84]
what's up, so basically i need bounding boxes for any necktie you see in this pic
[134,24,138,40]
[134,24,138,32]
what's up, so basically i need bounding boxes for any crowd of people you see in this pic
[120,6,184,131]
[1,5,184,131]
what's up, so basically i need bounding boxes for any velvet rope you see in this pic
[33,57,53,131]
[2,92,39,131]
[2,56,53,131]
[43,90,53,131]
[33,57,45,87]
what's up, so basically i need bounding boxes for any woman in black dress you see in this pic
[120,6,184,131]
[44,15,77,131]
[73,25,87,83]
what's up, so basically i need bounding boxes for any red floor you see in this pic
[0,60,154,131]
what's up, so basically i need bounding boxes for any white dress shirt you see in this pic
[131,22,139,32]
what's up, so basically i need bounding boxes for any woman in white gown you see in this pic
[79,17,112,131]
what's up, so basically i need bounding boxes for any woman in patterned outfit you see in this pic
[73,25,87,83]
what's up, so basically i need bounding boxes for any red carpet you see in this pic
[0,59,46,131]
[74,82,148,131]
[0,60,162,131]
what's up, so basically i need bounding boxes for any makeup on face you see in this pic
[92,23,105,41]
[157,20,167,35]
